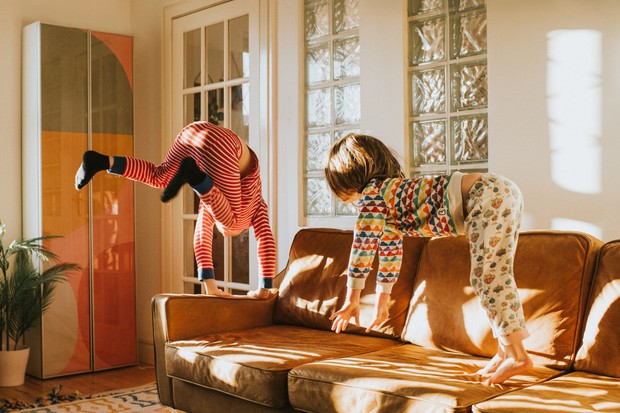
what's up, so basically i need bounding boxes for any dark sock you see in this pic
[161,157,207,203]
[75,151,110,190]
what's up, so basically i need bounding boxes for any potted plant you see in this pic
[0,220,80,386]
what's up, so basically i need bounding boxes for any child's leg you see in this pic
[75,136,191,190]
[465,174,532,383]
[160,157,207,202]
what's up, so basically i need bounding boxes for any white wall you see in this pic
[129,0,171,365]
[488,0,620,241]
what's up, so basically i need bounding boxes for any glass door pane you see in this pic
[230,83,249,141]
[184,92,201,124]
[231,229,250,285]
[228,15,249,80]
[206,23,224,84]
[184,29,201,88]
[207,88,225,125]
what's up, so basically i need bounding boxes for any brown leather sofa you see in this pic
[152,228,620,412]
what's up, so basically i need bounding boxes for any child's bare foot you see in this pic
[487,354,533,384]
[476,352,505,379]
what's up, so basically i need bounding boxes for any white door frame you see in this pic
[162,0,276,293]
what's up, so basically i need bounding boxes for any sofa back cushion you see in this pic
[274,228,427,339]
[401,231,602,369]
[574,240,620,377]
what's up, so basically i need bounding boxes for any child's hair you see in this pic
[325,134,404,200]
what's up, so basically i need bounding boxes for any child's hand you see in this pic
[365,292,390,332]
[330,301,361,333]
[206,287,233,297]
[204,279,233,297]
[247,287,276,299]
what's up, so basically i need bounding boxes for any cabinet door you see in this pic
[90,31,137,371]
[39,23,92,377]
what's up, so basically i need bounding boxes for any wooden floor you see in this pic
[0,364,156,404]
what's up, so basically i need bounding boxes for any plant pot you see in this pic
[0,346,30,387]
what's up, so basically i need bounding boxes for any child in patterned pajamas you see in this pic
[75,121,276,298]
[324,134,532,385]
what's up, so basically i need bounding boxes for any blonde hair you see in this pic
[324,134,404,200]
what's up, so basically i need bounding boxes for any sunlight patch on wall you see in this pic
[551,218,602,239]
[547,30,602,194]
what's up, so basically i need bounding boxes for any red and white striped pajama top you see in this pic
[113,121,276,288]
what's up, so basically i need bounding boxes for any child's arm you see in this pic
[375,229,403,294]
[331,191,388,332]
[248,199,277,298]
[252,199,276,286]
[366,292,390,332]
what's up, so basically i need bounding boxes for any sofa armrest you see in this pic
[151,293,277,406]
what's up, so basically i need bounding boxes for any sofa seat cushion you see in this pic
[473,371,620,412]
[165,325,400,408]
[289,344,560,413]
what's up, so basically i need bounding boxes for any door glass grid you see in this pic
[408,0,488,177]
[180,14,251,294]
[303,0,361,218]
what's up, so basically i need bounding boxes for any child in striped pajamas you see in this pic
[324,134,533,385]
[75,121,276,298]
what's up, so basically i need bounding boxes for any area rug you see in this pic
[12,384,181,412]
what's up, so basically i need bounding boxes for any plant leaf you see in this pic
[3,247,80,346]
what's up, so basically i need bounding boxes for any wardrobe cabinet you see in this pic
[22,22,136,378]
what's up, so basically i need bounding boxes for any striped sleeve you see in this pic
[252,198,277,288]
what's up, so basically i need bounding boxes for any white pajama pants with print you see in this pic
[465,174,529,345]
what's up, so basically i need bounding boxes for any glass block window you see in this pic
[304,0,361,218]
[408,0,488,176]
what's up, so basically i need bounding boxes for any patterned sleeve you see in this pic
[346,192,389,290]
[376,228,403,294]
